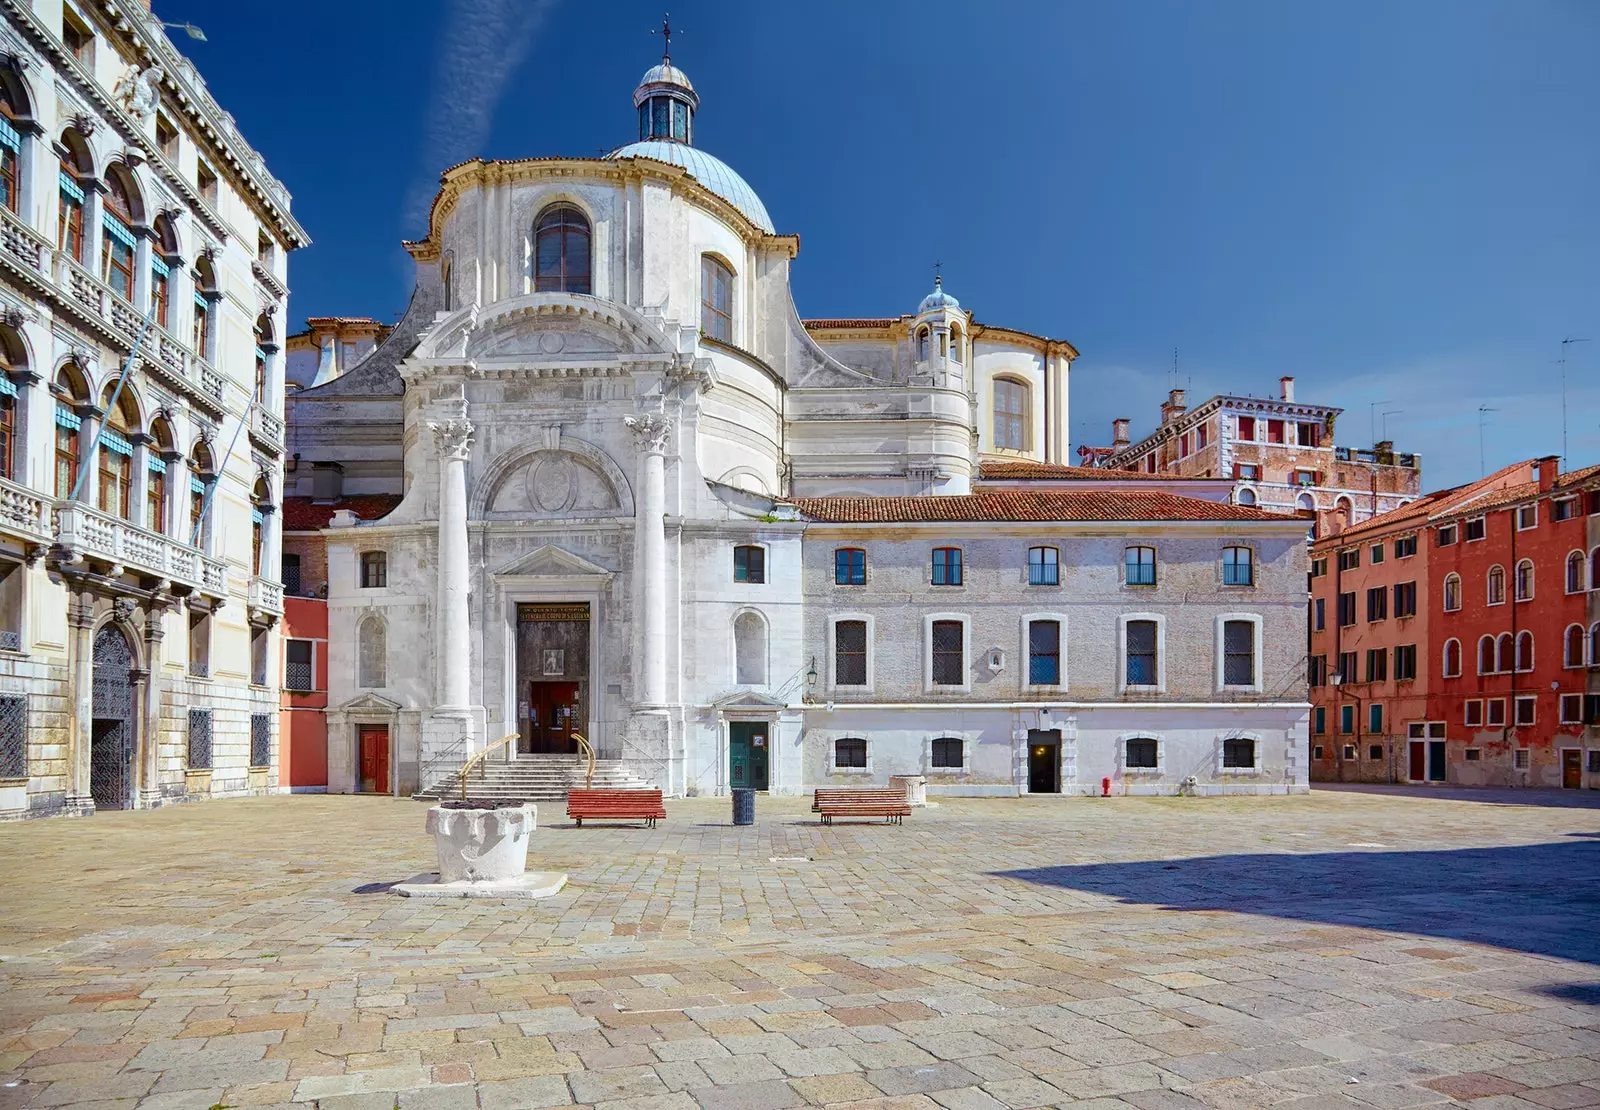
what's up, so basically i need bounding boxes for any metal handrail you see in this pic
[572,732,597,788]
[457,733,521,802]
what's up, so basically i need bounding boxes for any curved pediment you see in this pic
[470,432,635,519]
[413,294,676,364]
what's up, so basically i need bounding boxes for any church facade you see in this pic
[284,58,1311,799]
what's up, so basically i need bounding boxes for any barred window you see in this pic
[0,694,25,778]
[1028,619,1060,685]
[931,620,964,685]
[834,737,866,769]
[1125,736,1157,769]
[281,552,302,595]
[250,712,271,769]
[1222,737,1256,769]
[1125,619,1158,685]
[834,620,867,686]
[285,639,313,692]
[187,708,213,770]
[1223,620,1255,686]
[931,737,963,768]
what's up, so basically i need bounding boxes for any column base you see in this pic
[421,706,487,794]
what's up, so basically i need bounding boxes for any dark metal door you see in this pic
[90,627,134,810]
[1427,740,1447,782]
[729,722,768,790]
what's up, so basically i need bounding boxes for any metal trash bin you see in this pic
[731,787,756,826]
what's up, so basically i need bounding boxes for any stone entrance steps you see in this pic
[415,757,657,803]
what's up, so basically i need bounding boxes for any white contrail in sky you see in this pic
[407,0,560,227]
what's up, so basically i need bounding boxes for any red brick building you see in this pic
[1309,457,1600,788]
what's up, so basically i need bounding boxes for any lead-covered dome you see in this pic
[918,276,960,314]
[606,140,775,234]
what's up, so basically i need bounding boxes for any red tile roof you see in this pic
[1437,462,1600,518]
[282,495,403,531]
[977,460,1206,481]
[788,491,1286,524]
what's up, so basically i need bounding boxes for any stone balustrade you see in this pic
[248,575,284,616]
[0,476,52,548]
[250,403,285,450]
[54,501,227,598]
[0,206,48,276]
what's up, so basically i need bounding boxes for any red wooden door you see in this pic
[1408,741,1426,782]
[358,726,389,793]
[527,682,580,754]
[1563,750,1582,789]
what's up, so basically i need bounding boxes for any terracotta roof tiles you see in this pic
[282,495,403,531]
[977,460,1205,481]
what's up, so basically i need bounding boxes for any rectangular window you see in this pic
[1197,423,1209,449]
[1370,543,1384,564]
[1235,462,1260,480]
[1369,703,1383,733]
[931,547,962,586]
[1513,748,1529,770]
[1028,546,1059,585]
[1222,546,1253,586]
[1124,546,1156,586]
[285,639,314,692]
[1236,416,1256,441]
[1338,549,1360,571]
[1515,504,1536,530]
[931,620,964,685]
[54,414,79,498]
[1222,737,1256,768]
[1465,517,1486,541]
[1393,644,1417,680]
[834,620,867,686]
[1465,748,1481,762]
[834,548,865,585]
[1293,469,1318,487]
[1309,653,1326,686]
[1394,535,1418,558]
[1314,706,1325,735]
[1340,704,1355,733]
[250,712,272,769]
[1438,524,1457,546]
[1560,694,1582,723]
[1365,648,1387,683]
[1343,744,1358,760]
[197,160,218,206]
[1486,698,1506,727]
[1393,581,1417,618]
[1125,619,1158,686]
[1337,592,1356,627]
[1367,586,1387,622]
[0,694,25,779]
[1126,737,1158,769]
[1266,419,1285,444]
[1337,650,1357,684]
[360,551,387,589]
[1369,743,1384,761]
[0,394,13,482]
[1553,498,1576,521]
[1464,699,1483,727]
[281,553,302,595]
[1311,557,1327,578]
[1514,696,1535,726]
[1313,597,1325,631]
[1297,422,1320,448]
[1028,619,1061,686]
[1590,750,1600,773]
[1223,619,1255,686]
[733,545,765,584]
[187,708,212,770]
[833,737,867,770]
[931,737,963,769]
[188,610,210,678]
[1179,433,1190,457]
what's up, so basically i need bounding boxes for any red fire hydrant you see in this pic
[1101,776,1112,797]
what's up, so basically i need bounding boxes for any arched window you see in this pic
[188,438,214,546]
[97,382,140,520]
[994,378,1028,450]
[101,166,140,300]
[54,361,89,498]
[1592,623,1600,671]
[358,615,387,688]
[1334,496,1353,529]
[150,214,177,329]
[916,327,929,361]
[0,73,29,215]
[1477,635,1494,675]
[1565,625,1586,668]
[0,325,25,482]
[949,324,963,363]
[734,611,767,686]
[440,251,453,312]
[191,256,216,360]
[533,204,590,294]
[1592,547,1600,594]
[1486,564,1505,605]
[250,476,270,575]
[1237,488,1257,506]
[1495,632,1514,673]
[1514,559,1534,602]
[253,314,273,403]
[146,414,173,534]
[57,129,91,262]
[1515,630,1533,672]
[1443,573,1461,612]
[700,255,733,342]
[1568,550,1587,594]
[1443,638,1461,678]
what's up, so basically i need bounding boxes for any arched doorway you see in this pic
[90,625,135,810]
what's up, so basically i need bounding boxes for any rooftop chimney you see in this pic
[1112,417,1131,449]
[1159,388,1187,426]
[1537,455,1558,492]
[1279,376,1295,402]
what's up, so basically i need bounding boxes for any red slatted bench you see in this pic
[567,788,666,828]
[812,786,912,825]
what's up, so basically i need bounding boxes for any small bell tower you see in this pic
[910,268,968,389]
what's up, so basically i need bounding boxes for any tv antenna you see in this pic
[1478,405,1498,477]
[1559,338,1590,467]
[1369,399,1391,445]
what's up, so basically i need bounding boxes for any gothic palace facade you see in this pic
[281,57,1312,800]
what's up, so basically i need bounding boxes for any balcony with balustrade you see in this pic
[248,575,284,618]
[249,403,285,453]
[53,500,227,598]
[0,205,50,282]
[0,476,53,552]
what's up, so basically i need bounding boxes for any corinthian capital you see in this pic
[624,413,672,455]
[429,418,476,462]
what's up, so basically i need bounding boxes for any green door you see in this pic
[729,721,769,790]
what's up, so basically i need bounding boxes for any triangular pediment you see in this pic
[492,544,612,579]
[711,689,788,712]
[333,692,403,713]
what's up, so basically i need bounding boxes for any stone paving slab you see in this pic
[0,789,1596,1109]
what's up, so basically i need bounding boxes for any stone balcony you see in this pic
[54,501,227,598]
[248,575,284,618]
[249,403,285,453]
[0,476,53,552]
[0,206,50,281]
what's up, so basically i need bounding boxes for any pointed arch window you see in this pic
[533,204,591,294]
[700,255,733,342]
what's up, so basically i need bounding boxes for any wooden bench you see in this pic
[567,788,667,828]
[812,786,912,825]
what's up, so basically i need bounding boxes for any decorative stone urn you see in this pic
[428,803,536,883]
[890,774,928,807]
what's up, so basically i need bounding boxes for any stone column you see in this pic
[429,415,474,709]
[65,590,95,812]
[139,599,168,806]
[625,414,671,707]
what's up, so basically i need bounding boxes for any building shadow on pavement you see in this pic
[1314,783,1600,809]
[999,837,1600,964]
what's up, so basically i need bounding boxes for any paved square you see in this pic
[0,788,1597,1109]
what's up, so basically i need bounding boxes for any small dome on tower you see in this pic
[635,62,697,101]
[917,276,960,315]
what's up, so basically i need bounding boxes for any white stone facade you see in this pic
[288,59,1309,799]
[0,4,305,818]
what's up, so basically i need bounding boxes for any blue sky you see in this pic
[157,0,1598,490]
